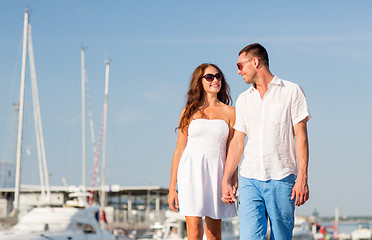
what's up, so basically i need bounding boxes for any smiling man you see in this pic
[221,43,311,239]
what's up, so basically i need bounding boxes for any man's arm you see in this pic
[221,130,246,204]
[291,118,309,206]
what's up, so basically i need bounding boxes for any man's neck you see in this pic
[253,70,274,99]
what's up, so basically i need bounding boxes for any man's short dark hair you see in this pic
[239,43,269,67]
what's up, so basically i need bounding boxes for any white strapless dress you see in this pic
[177,119,237,219]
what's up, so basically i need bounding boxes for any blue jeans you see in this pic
[238,174,295,240]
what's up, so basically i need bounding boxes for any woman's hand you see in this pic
[168,190,179,212]
[221,180,236,205]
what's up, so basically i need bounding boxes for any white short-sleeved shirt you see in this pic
[234,76,311,181]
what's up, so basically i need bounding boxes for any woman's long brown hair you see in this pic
[177,63,232,133]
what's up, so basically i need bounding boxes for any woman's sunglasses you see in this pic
[203,73,223,82]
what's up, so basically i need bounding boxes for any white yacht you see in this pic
[351,222,372,240]
[0,206,115,240]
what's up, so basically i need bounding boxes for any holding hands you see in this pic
[221,180,237,205]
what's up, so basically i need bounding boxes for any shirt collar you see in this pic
[247,75,282,93]
[248,85,255,93]
[269,75,282,86]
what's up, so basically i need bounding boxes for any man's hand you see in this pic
[168,190,179,212]
[292,119,310,207]
[291,178,309,206]
[221,180,237,205]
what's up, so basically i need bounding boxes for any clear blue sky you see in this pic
[1,1,372,217]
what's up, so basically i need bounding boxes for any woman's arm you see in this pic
[168,109,188,212]
[226,106,238,188]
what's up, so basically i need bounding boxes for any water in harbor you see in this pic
[320,221,372,235]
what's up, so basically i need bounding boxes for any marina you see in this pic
[1,185,372,239]
[1,3,372,240]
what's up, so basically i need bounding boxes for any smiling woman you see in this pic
[177,63,231,133]
[168,63,237,240]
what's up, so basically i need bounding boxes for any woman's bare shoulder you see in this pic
[218,103,234,124]
[223,104,235,116]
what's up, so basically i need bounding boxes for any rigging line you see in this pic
[85,71,98,165]
[1,27,24,162]
[88,108,105,205]
[61,73,80,175]
[5,22,23,106]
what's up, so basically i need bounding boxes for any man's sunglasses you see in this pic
[203,73,223,82]
[237,58,260,71]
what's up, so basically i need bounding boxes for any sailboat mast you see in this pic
[28,23,51,203]
[100,60,110,207]
[28,23,46,201]
[81,48,87,188]
[14,9,29,210]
